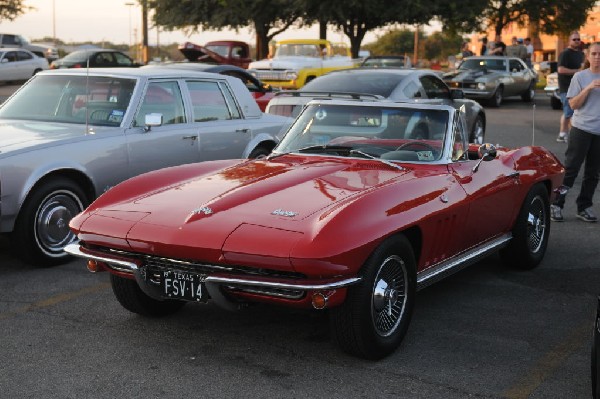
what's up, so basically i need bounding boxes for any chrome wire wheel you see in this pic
[34,190,84,257]
[371,255,408,337]
[526,194,547,254]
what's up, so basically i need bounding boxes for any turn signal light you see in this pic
[87,260,101,273]
[312,291,336,310]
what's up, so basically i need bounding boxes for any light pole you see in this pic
[52,0,56,46]
[125,2,135,52]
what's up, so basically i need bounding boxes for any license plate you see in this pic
[161,270,208,302]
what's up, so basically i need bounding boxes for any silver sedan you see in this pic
[0,68,290,265]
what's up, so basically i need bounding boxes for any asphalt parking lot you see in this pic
[0,88,598,398]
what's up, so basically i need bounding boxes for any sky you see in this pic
[0,0,440,47]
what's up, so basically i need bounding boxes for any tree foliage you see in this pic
[149,0,303,59]
[0,0,28,20]
[304,0,436,58]
[436,0,596,38]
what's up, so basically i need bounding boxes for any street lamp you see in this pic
[125,2,135,50]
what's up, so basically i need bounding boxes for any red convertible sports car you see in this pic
[66,100,564,359]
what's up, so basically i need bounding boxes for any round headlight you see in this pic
[477,82,487,90]
[285,71,298,80]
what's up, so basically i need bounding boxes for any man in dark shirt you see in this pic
[556,31,585,142]
[490,35,506,56]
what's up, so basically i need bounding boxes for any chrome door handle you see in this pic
[236,128,250,133]
[182,135,197,141]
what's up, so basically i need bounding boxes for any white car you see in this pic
[544,72,561,110]
[0,48,48,83]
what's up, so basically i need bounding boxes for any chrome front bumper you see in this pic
[65,243,361,296]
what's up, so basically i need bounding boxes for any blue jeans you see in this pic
[560,92,574,119]
[553,126,600,212]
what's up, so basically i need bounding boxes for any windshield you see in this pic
[362,57,406,68]
[459,58,506,72]
[205,45,230,57]
[302,71,407,97]
[0,74,136,126]
[275,43,322,58]
[275,104,449,163]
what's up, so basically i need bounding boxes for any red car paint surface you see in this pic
[66,101,564,359]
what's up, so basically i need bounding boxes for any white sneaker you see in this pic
[556,133,567,143]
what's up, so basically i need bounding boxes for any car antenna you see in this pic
[531,101,536,146]
[85,51,91,134]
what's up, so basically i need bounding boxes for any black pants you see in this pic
[554,126,600,212]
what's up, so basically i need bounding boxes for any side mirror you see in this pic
[144,113,163,132]
[478,143,497,160]
[473,143,497,172]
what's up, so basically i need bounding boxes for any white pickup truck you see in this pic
[249,39,354,89]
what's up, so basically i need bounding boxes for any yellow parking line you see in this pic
[502,322,591,398]
[0,282,110,321]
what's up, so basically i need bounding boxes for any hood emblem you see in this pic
[191,207,213,216]
[272,209,298,217]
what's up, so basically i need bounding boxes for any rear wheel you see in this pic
[330,235,416,359]
[500,183,550,269]
[12,177,88,266]
[521,81,536,102]
[110,274,186,317]
[489,86,503,107]
[248,145,273,159]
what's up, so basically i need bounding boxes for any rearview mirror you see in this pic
[472,143,497,173]
[144,113,163,132]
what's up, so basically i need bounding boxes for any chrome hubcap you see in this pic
[35,191,84,256]
[526,195,546,253]
[371,255,407,337]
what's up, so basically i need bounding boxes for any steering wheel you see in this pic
[395,141,437,153]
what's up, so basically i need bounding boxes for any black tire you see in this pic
[330,235,416,359]
[12,177,88,266]
[470,114,485,144]
[592,297,600,399]
[489,86,503,107]
[110,274,186,317]
[521,81,536,102]
[551,96,562,110]
[500,183,550,269]
[248,145,272,159]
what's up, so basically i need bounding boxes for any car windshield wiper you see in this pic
[349,149,404,171]
[267,144,353,160]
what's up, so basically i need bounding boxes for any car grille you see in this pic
[253,70,288,81]
[449,81,479,90]
[97,246,305,280]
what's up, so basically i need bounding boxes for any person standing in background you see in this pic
[461,42,474,58]
[556,31,585,142]
[524,37,534,68]
[550,41,600,223]
[480,37,488,55]
[489,35,506,55]
[506,37,527,61]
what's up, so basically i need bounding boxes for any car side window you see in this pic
[18,51,33,61]
[95,53,114,66]
[134,81,186,127]
[2,35,18,45]
[114,52,134,66]
[451,115,468,161]
[420,76,451,99]
[402,81,422,98]
[186,80,240,121]
[4,51,17,63]
[510,60,523,72]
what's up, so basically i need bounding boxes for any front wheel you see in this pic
[110,275,186,317]
[500,183,550,269]
[489,86,503,107]
[330,235,416,359]
[470,114,485,144]
[248,145,273,159]
[12,177,88,266]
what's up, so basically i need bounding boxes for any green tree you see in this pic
[362,29,425,57]
[149,0,303,59]
[0,0,28,20]
[305,0,436,58]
